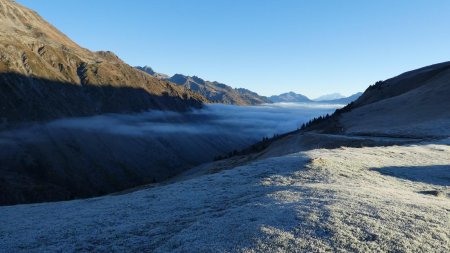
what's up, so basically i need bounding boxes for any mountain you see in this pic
[269,91,312,103]
[167,73,272,105]
[135,65,169,79]
[313,92,345,101]
[320,92,363,104]
[134,66,271,105]
[269,91,361,104]
[297,61,450,138]
[0,0,207,125]
[338,62,450,137]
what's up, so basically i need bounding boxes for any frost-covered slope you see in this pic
[338,61,450,137]
[1,140,449,252]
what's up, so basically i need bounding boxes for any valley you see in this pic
[0,103,340,205]
[0,0,449,252]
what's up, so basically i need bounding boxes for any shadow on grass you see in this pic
[373,165,450,186]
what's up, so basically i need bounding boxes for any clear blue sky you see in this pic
[17,0,450,98]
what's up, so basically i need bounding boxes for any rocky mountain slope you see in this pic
[168,74,272,105]
[136,66,271,105]
[135,65,169,79]
[0,0,207,124]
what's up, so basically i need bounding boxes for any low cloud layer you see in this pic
[42,102,342,139]
[0,102,344,199]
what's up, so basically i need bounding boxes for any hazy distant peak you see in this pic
[191,75,206,85]
[269,91,362,104]
[313,93,345,101]
[269,92,311,103]
[169,73,189,84]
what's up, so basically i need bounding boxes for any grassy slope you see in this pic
[0,139,448,252]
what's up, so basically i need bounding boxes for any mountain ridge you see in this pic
[270,91,362,104]
[135,66,272,105]
[294,61,450,137]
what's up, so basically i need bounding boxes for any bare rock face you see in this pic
[0,0,207,124]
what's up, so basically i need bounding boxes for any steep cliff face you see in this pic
[0,0,207,124]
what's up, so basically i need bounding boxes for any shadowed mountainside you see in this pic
[0,73,203,125]
[0,0,207,124]
[314,61,450,137]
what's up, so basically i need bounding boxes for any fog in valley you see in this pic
[0,103,342,204]
[43,102,342,139]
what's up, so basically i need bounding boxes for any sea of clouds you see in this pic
[40,102,343,139]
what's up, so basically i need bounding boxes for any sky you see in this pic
[17,0,450,98]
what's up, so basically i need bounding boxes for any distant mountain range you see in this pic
[137,65,361,106]
[270,92,362,104]
[136,66,271,105]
